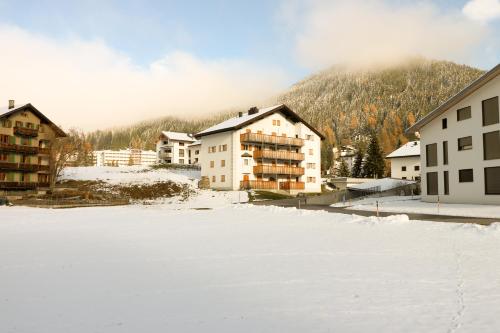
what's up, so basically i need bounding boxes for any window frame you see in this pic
[458,169,474,183]
[457,106,471,121]
[483,130,500,160]
[426,143,438,167]
[458,136,472,151]
[485,166,500,195]
[482,96,499,127]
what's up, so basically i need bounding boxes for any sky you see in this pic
[0,0,498,130]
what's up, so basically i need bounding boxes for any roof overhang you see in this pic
[406,63,500,134]
[0,103,67,137]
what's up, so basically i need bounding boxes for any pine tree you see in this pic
[337,158,351,177]
[351,149,364,178]
[363,134,385,178]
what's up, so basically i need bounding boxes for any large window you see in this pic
[444,171,449,195]
[426,172,438,195]
[482,96,499,126]
[458,136,472,151]
[443,141,448,165]
[483,131,500,160]
[457,106,471,121]
[459,169,474,183]
[485,167,500,195]
[426,143,437,167]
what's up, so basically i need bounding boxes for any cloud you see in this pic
[282,0,488,69]
[0,25,287,131]
[463,0,500,22]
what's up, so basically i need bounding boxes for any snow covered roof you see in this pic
[195,104,325,140]
[160,131,195,142]
[349,178,416,192]
[188,140,201,147]
[386,141,420,158]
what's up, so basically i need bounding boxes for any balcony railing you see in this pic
[240,133,304,147]
[0,162,50,172]
[0,143,39,154]
[253,150,305,161]
[253,164,305,176]
[14,126,39,137]
[38,147,51,155]
[279,181,305,190]
[159,151,173,159]
[240,180,278,190]
[0,181,49,190]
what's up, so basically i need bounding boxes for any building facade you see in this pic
[93,149,156,167]
[187,141,201,165]
[195,105,324,193]
[386,141,421,180]
[407,64,500,204]
[0,101,66,191]
[156,131,196,164]
[333,145,356,174]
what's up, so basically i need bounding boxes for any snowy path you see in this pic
[1,205,500,332]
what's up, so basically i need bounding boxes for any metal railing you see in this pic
[253,150,304,161]
[253,164,305,176]
[240,133,304,147]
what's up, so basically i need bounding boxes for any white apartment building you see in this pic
[407,63,500,204]
[195,104,324,194]
[156,131,196,165]
[187,141,201,165]
[93,149,156,167]
[386,141,421,180]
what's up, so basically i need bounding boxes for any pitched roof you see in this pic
[386,141,420,158]
[0,103,67,137]
[407,63,500,133]
[160,131,195,142]
[195,104,325,139]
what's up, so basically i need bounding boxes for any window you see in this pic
[414,165,420,171]
[457,106,471,121]
[482,96,499,126]
[307,177,316,183]
[402,177,407,180]
[244,159,249,166]
[208,146,216,153]
[444,171,449,195]
[222,144,227,151]
[459,169,473,183]
[210,161,214,168]
[241,144,248,150]
[179,150,185,157]
[0,134,9,144]
[307,163,316,169]
[15,121,22,127]
[483,131,500,160]
[458,136,472,151]
[179,159,184,164]
[221,175,226,182]
[442,118,447,129]
[0,153,7,161]
[485,166,500,195]
[306,134,314,141]
[212,176,216,183]
[221,160,225,167]
[426,143,437,167]
[426,172,438,195]
[308,149,313,156]
[163,141,167,145]
[0,172,5,181]
[443,141,448,165]
[401,166,407,171]
[39,124,44,133]
[272,119,281,126]
[195,150,199,155]
[1,120,12,128]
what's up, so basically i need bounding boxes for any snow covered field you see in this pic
[333,196,500,219]
[2,204,500,332]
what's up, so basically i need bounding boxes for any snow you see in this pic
[160,131,196,142]
[348,177,415,191]
[333,195,500,219]
[386,141,420,158]
[2,204,500,332]
[61,166,201,186]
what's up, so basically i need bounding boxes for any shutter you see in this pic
[8,154,15,162]
[9,136,15,144]
[7,172,14,181]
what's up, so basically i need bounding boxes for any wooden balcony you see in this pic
[240,132,304,147]
[240,180,278,190]
[0,181,49,190]
[14,126,39,137]
[38,147,51,155]
[253,150,304,161]
[253,164,305,176]
[0,143,39,154]
[279,181,305,190]
[0,162,49,172]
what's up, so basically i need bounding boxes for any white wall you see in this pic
[200,132,233,190]
[156,138,191,164]
[390,156,420,180]
[420,75,500,204]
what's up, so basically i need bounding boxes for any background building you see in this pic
[195,104,324,194]
[386,141,421,180]
[156,131,196,164]
[93,149,156,167]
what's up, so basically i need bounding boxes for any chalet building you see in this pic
[407,63,500,204]
[195,104,324,194]
[0,101,66,191]
[156,131,197,165]
[386,141,421,181]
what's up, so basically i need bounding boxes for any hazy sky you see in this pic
[0,0,498,130]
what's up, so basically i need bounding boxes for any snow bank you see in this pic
[1,204,500,332]
[348,178,415,191]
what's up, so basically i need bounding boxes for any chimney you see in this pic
[248,106,259,115]
[8,100,15,109]
[238,111,243,117]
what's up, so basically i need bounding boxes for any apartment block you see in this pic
[0,101,66,191]
[407,63,500,204]
[195,104,324,194]
[156,131,197,165]
[93,149,157,167]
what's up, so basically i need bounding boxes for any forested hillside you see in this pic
[87,58,484,158]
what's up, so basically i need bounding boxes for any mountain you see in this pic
[86,58,484,155]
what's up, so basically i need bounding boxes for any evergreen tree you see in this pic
[351,149,364,178]
[363,134,385,178]
[337,158,351,177]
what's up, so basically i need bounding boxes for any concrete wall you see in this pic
[420,75,500,204]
